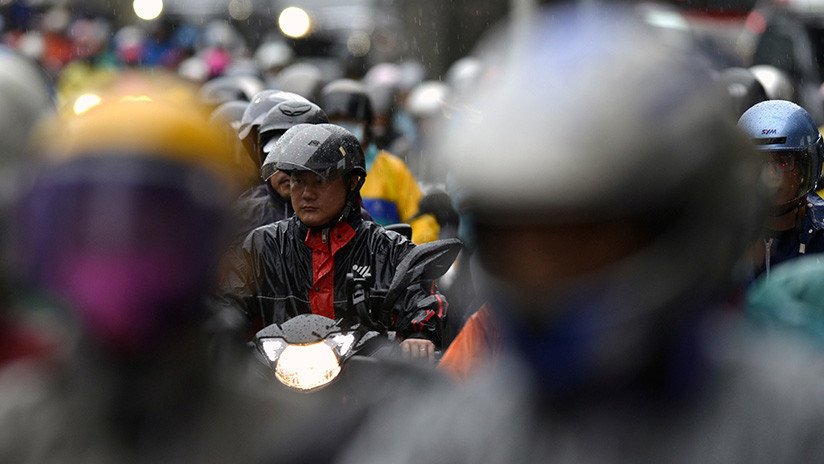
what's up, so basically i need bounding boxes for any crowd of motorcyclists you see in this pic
[2,0,824,462]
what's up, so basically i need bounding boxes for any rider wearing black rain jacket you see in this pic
[233,182,293,242]
[220,124,444,350]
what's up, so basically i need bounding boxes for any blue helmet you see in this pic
[738,100,824,210]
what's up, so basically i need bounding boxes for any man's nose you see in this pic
[301,185,318,200]
[762,164,783,190]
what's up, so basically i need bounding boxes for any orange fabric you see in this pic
[439,306,500,382]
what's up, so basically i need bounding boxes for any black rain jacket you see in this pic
[219,213,445,345]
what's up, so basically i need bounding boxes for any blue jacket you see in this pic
[760,192,824,276]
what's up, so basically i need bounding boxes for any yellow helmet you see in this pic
[44,71,243,190]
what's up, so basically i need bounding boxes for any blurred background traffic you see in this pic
[5,0,824,122]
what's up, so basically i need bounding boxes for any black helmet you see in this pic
[719,67,768,118]
[260,101,329,180]
[320,79,374,125]
[274,123,366,180]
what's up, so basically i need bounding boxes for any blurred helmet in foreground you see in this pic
[21,72,241,356]
[435,5,764,321]
[0,48,52,305]
[0,47,52,207]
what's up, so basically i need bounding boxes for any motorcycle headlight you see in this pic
[275,341,342,391]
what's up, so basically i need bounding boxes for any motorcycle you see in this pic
[253,238,461,393]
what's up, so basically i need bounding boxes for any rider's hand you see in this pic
[400,339,436,362]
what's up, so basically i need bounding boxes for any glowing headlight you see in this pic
[275,341,341,391]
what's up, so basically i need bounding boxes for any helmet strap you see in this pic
[770,196,805,218]
[334,174,365,225]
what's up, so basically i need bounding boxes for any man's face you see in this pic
[269,171,291,199]
[290,171,348,227]
[764,152,803,206]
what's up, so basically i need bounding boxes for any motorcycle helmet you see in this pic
[199,75,265,106]
[274,123,366,181]
[273,62,323,103]
[363,63,402,117]
[406,81,450,120]
[0,47,53,307]
[273,123,366,224]
[398,60,425,96]
[738,100,824,213]
[255,40,294,73]
[238,89,309,141]
[445,56,483,98]
[320,79,374,145]
[259,101,328,181]
[434,4,765,326]
[21,72,240,356]
[750,65,796,102]
[0,47,52,206]
[209,100,248,131]
[237,90,310,166]
[210,100,259,188]
[719,67,768,118]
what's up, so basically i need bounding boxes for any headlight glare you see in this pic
[275,341,341,391]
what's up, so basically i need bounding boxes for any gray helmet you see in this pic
[320,79,374,124]
[750,65,795,102]
[259,101,329,181]
[209,100,248,132]
[738,100,824,210]
[363,63,402,117]
[255,41,294,72]
[445,56,483,98]
[199,75,265,106]
[273,63,324,103]
[273,123,366,181]
[237,90,310,141]
[435,4,764,327]
[406,81,450,120]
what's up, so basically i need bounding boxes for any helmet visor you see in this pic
[762,150,814,208]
